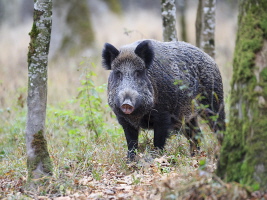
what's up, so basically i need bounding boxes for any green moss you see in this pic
[260,67,267,82]
[27,22,39,64]
[29,22,39,38]
[217,0,267,190]
[27,130,53,180]
[231,2,265,84]
[260,68,267,98]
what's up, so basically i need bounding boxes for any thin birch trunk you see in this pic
[26,0,53,181]
[196,0,216,58]
[161,0,178,42]
[195,0,203,48]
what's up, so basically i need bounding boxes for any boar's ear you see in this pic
[134,40,154,68]
[102,43,120,70]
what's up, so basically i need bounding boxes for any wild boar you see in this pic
[102,39,225,160]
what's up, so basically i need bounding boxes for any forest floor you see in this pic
[1,145,265,199]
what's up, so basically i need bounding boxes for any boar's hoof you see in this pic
[121,104,134,114]
[127,151,137,162]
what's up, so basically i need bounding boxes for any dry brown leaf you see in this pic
[37,196,50,200]
[104,189,116,195]
[191,159,199,168]
[75,195,87,200]
[87,192,103,199]
[54,197,71,200]
[116,179,128,184]
[154,156,170,166]
[78,176,93,185]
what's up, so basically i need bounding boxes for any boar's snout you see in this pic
[121,99,134,114]
[118,88,139,115]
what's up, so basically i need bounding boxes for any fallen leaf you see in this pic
[37,196,49,200]
[104,189,115,195]
[54,197,71,200]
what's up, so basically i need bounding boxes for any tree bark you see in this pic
[177,0,187,42]
[195,0,203,48]
[26,0,53,181]
[217,0,267,190]
[195,0,216,58]
[161,0,178,42]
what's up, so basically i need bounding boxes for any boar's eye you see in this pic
[115,70,122,79]
[134,70,143,78]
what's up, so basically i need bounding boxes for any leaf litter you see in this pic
[1,151,267,200]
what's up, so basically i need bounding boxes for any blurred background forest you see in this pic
[0,0,237,109]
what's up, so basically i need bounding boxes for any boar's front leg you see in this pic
[118,117,139,161]
[153,112,171,150]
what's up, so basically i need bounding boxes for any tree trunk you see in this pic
[26,0,53,181]
[54,0,94,56]
[195,0,203,48]
[161,0,178,42]
[177,0,187,42]
[217,0,267,190]
[195,0,216,58]
[102,0,122,15]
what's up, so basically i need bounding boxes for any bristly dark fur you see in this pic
[134,40,154,68]
[102,39,226,161]
[102,43,119,70]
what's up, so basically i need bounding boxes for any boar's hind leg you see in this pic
[201,106,225,133]
[153,112,171,150]
[199,89,226,133]
[199,94,225,144]
[184,117,201,156]
[118,117,139,161]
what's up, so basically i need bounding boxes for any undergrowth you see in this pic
[0,59,227,199]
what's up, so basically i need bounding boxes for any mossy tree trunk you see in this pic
[161,0,178,42]
[217,0,267,190]
[55,0,94,56]
[52,0,121,57]
[26,0,53,181]
[195,0,216,59]
[102,0,122,15]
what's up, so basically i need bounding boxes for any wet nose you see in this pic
[121,99,134,114]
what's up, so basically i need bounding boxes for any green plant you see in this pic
[76,59,111,139]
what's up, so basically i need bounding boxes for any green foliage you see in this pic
[0,102,28,192]
[76,63,107,139]
[131,173,141,185]
[0,104,26,158]
[199,158,206,168]
[46,60,120,143]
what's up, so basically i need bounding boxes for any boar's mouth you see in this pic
[121,104,134,114]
